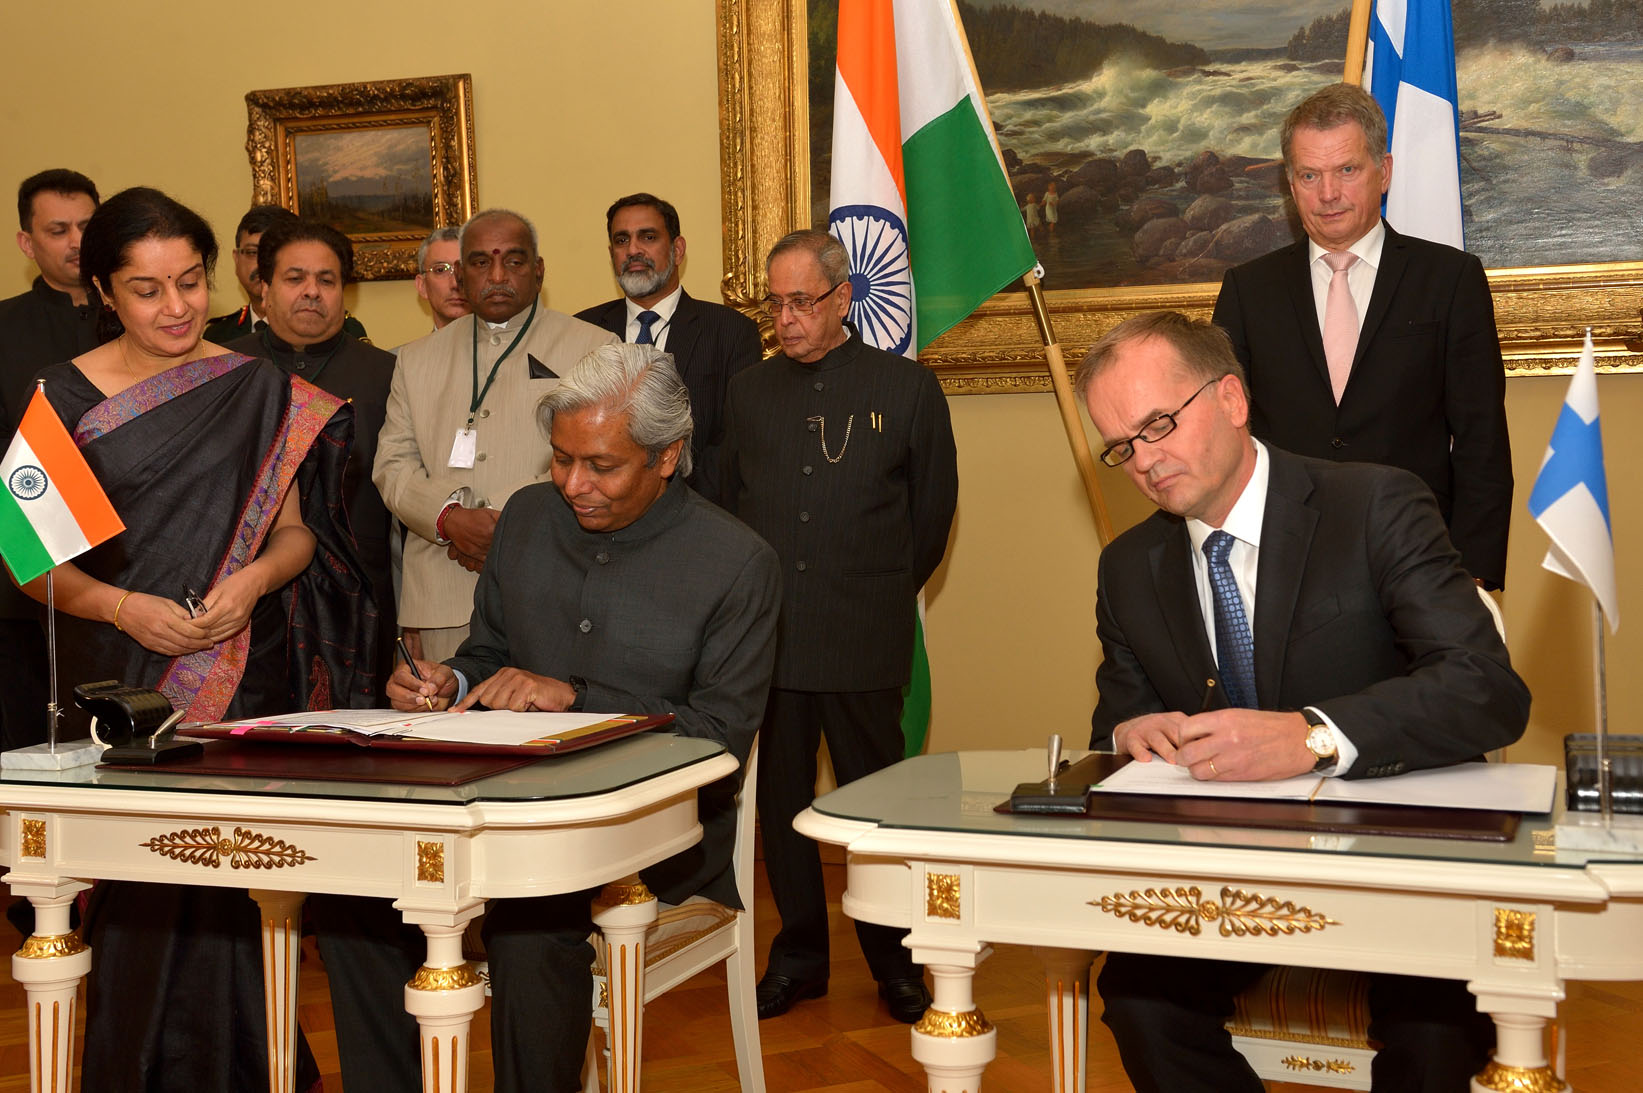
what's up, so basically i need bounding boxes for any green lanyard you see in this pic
[469,299,538,429]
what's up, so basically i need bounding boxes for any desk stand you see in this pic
[910,945,997,1093]
[10,891,90,1093]
[403,918,486,1093]
[592,878,658,1093]
[2,739,102,771]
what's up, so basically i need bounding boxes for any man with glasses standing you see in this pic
[723,228,958,1024]
[410,226,470,333]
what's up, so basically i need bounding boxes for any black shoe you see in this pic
[878,976,932,1023]
[756,972,828,1019]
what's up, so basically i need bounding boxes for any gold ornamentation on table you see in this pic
[914,1007,995,1038]
[927,873,961,920]
[416,840,445,884]
[1531,829,1555,855]
[1475,1059,1568,1092]
[16,932,88,960]
[595,881,655,907]
[1094,885,1339,937]
[408,962,483,992]
[1494,908,1536,961]
[1281,1055,1357,1074]
[140,825,315,869]
[20,818,45,860]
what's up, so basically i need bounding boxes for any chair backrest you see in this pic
[731,735,759,910]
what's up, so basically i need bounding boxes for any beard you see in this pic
[617,254,673,299]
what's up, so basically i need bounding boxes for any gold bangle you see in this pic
[112,590,134,632]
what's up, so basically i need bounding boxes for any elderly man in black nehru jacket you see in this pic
[0,168,99,750]
[1078,310,1529,1093]
[315,342,780,1093]
[576,192,762,505]
[723,227,958,1025]
[1211,83,1512,590]
[225,218,395,696]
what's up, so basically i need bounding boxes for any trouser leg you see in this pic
[311,894,425,1093]
[758,688,829,980]
[1367,973,1495,1093]
[483,891,598,1093]
[1095,953,1268,1093]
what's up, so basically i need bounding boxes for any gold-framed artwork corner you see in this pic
[245,73,478,282]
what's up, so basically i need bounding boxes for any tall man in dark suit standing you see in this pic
[1079,311,1529,1093]
[1211,83,1512,589]
[0,169,99,750]
[576,193,762,505]
[724,229,958,1024]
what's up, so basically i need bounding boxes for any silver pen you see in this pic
[1047,732,1063,791]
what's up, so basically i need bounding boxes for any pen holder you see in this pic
[1564,733,1643,814]
[76,680,203,766]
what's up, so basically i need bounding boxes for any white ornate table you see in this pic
[795,749,1643,1093]
[0,732,736,1093]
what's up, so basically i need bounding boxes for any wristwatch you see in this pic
[1302,709,1338,771]
[567,676,588,713]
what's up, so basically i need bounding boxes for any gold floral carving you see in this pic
[715,0,1643,389]
[416,840,445,884]
[914,1007,995,1038]
[1281,1055,1357,1074]
[16,932,88,960]
[1494,908,1536,961]
[19,818,44,860]
[1094,885,1338,937]
[140,825,315,870]
[595,881,655,908]
[1475,1060,1568,1092]
[926,873,961,920]
[408,963,483,992]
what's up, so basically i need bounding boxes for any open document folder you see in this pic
[183,708,675,756]
[1095,758,1557,815]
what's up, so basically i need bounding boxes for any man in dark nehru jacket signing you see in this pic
[723,227,958,1025]
[0,169,100,750]
[225,218,394,695]
[576,192,762,505]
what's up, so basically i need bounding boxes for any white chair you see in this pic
[584,737,765,1092]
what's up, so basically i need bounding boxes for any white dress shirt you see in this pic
[1307,219,1385,337]
[624,284,682,352]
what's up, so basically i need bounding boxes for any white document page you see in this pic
[211,709,636,747]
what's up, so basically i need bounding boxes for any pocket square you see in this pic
[528,354,557,380]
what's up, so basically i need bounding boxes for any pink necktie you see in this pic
[1322,251,1360,404]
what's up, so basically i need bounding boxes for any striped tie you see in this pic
[1204,530,1256,708]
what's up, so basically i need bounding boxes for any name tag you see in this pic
[448,428,477,469]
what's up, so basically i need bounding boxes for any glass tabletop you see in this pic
[812,750,1642,870]
[0,733,725,806]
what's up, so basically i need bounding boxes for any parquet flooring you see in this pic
[2,861,1641,1090]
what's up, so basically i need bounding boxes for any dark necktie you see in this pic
[1204,530,1256,708]
[635,310,659,345]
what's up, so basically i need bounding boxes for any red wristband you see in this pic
[435,502,457,543]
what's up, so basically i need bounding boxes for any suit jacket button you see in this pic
[578,619,593,633]
[796,561,807,572]
[807,421,818,432]
[1331,437,1345,449]
[799,511,810,523]
[476,452,487,462]
[480,408,491,418]
[813,381,824,391]
[802,465,813,475]
[595,551,610,564]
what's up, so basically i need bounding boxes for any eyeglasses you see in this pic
[761,282,841,319]
[1099,378,1220,467]
[235,246,260,259]
[420,262,458,277]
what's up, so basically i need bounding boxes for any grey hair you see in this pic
[416,225,462,270]
[538,343,695,477]
[459,208,540,255]
[1281,83,1389,169]
[767,228,850,287]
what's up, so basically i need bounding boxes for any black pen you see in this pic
[395,635,437,713]
[1198,678,1217,713]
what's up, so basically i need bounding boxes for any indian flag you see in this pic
[0,388,124,585]
[828,0,1036,357]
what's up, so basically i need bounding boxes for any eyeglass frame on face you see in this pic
[420,261,459,278]
[761,281,842,319]
[1098,376,1222,467]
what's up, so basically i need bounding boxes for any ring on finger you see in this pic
[1208,759,1218,776]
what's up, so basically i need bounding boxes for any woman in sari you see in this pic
[20,186,375,1090]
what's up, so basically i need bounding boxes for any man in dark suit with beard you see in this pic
[576,193,762,505]
[1211,83,1512,590]
[1078,310,1528,1093]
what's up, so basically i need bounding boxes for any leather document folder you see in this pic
[119,738,539,786]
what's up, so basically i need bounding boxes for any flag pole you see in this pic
[1594,599,1612,823]
[1023,270,1114,546]
[45,569,59,755]
[1343,0,1375,84]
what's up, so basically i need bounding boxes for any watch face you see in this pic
[1306,723,1337,758]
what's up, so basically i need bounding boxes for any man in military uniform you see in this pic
[204,204,369,344]
[723,228,958,1024]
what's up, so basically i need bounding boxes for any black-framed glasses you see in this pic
[762,281,841,319]
[421,262,459,277]
[1099,377,1220,467]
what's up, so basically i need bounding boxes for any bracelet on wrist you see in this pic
[112,590,134,632]
[435,502,457,544]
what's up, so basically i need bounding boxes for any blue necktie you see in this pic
[1204,530,1256,708]
[635,310,659,345]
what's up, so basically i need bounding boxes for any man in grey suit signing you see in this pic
[1079,310,1528,1093]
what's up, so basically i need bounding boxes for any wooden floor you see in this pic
[3,862,1642,1091]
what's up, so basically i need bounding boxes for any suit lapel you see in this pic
[1282,242,1331,391]
[666,291,701,378]
[1354,221,1407,370]
[1251,450,1319,705]
[1149,521,1218,704]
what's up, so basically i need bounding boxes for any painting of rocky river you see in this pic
[807,0,1643,291]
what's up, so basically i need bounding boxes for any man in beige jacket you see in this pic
[374,208,615,660]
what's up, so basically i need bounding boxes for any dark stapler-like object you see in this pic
[76,680,203,765]
[1010,732,1096,813]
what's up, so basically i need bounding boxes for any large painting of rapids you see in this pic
[808,0,1643,291]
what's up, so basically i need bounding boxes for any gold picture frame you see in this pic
[715,0,1643,393]
[245,74,477,282]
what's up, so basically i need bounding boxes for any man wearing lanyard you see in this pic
[374,208,615,660]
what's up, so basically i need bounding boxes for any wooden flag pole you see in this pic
[1344,0,1375,85]
[1022,269,1114,547]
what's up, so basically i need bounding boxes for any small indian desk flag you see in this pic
[0,388,124,585]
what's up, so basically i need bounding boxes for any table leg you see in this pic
[592,877,658,1093]
[248,890,306,1093]
[403,920,486,1093]
[9,893,90,1093]
[911,953,998,1093]
[1473,1011,1568,1092]
[1034,947,1095,1093]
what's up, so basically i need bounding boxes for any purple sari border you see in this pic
[73,353,255,446]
